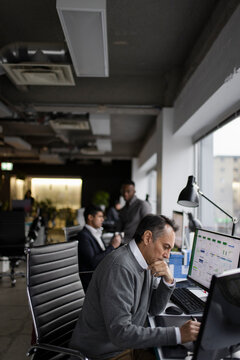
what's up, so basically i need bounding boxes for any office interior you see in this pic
[0,1,240,360]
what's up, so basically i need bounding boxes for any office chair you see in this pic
[63,224,83,242]
[26,241,85,360]
[27,215,45,247]
[0,211,26,286]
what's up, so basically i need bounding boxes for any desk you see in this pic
[149,312,199,360]
[149,312,240,360]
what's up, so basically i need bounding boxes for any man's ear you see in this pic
[88,214,93,223]
[142,230,153,246]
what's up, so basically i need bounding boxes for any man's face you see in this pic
[144,225,175,265]
[121,184,135,202]
[88,211,104,229]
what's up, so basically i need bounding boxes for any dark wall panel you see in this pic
[12,160,131,207]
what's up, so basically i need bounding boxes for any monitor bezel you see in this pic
[187,227,240,292]
[193,269,240,360]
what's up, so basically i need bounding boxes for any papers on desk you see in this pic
[155,315,202,328]
[188,288,208,302]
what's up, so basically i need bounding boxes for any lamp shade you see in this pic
[177,175,199,207]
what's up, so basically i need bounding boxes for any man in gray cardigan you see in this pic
[70,214,200,360]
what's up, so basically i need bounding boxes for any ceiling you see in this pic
[0,0,237,166]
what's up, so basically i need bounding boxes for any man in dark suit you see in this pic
[77,205,121,292]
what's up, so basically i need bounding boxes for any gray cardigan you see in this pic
[70,244,176,359]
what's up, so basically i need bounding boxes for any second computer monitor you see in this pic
[188,228,240,291]
[172,210,184,250]
[193,268,240,360]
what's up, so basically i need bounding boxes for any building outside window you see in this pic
[196,116,240,237]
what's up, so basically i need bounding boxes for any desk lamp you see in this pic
[177,175,238,236]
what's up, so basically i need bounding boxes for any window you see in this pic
[196,116,240,236]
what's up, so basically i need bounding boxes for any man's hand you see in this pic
[110,234,122,248]
[180,320,201,343]
[148,260,174,284]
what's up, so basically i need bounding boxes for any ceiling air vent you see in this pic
[2,63,75,86]
[49,119,90,131]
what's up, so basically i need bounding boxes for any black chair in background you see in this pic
[63,224,83,242]
[0,211,26,286]
[26,241,85,360]
[27,214,45,247]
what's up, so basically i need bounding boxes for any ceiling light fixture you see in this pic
[89,113,110,135]
[56,0,109,77]
[4,136,32,150]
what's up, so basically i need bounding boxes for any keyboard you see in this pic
[170,288,205,314]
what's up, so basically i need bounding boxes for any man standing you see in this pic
[77,205,121,292]
[70,214,200,360]
[118,179,152,243]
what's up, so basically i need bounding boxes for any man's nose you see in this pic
[163,251,170,259]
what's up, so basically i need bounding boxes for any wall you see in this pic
[11,160,131,208]
[156,109,194,217]
[174,5,240,139]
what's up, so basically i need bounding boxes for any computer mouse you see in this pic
[165,305,184,315]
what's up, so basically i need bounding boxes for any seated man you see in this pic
[77,205,121,292]
[70,214,200,360]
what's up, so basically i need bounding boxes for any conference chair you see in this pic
[26,241,85,360]
[63,224,83,242]
[0,211,26,286]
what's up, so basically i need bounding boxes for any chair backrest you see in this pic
[26,241,84,351]
[0,211,26,256]
[63,224,83,242]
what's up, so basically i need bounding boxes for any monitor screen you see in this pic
[12,199,32,212]
[193,268,240,360]
[188,228,240,291]
[172,211,184,249]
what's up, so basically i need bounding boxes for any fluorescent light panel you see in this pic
[89,113,110,135]
[39,154,65,164]
[96,139,112,152]
[0,101,12,117]
[57,0,109,77]
[4,136,32,150]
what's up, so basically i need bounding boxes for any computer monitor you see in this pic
[12,199,32,212]
[188,228,240,291]
[193,268,240,360]
[172,210,184,250]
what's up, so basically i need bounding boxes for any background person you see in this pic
[70,214,200,360]
[76,204,121,292]
[24,189,34,205]
[117,179,152,243]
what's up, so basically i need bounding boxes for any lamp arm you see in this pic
[198,190,238,224]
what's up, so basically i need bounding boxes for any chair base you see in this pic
[0,258,25,286]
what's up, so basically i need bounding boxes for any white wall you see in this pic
[133,6,240,221]
[132,158,149,201]
[133,108,194,218]
[156,109,194,217]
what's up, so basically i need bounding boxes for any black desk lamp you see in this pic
[177,175,238,236]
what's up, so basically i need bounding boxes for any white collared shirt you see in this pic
[129,239,181,344]
[85,224,106,251]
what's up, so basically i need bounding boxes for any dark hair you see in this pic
[84,205,103,223]
[134,214,178,244]
[121,179,135,187]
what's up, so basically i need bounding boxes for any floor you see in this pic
[0,261,32,360]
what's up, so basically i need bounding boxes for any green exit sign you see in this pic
[1,162,13,171]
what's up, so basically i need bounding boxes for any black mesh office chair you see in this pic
[0,211,26,286]
[26,241,85,360]
[63,225,83,242]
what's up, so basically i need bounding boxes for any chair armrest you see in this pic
[27,342,85,359]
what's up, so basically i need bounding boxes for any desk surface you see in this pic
[149,314,195,360]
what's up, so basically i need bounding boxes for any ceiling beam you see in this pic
[32,104,161,116]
